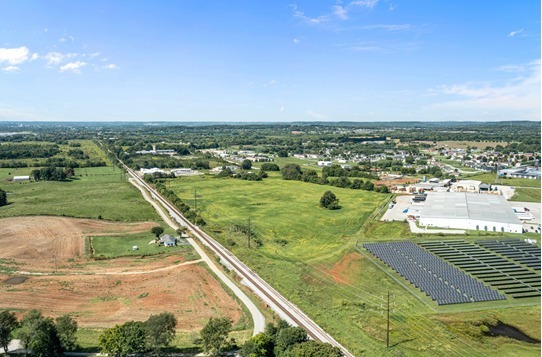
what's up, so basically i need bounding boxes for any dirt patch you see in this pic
[327,252,364,285]
[0,264,243,329]
[2,276,28,285]
[0,216,157,270]
[0,216,245,331]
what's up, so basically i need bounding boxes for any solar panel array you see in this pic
[420,240,541,299]
[476,239,541,270]
[363,242,505,305]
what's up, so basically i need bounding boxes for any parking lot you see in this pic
[381,195,420,222]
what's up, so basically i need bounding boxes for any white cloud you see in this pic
[0,46,30,65]
[291,4,329,24]
[1,66,20,72]
[428,60,541,120]
[59,34,74,43]
[508,29,524,37]
[30,53,40,61]
[350,0,379,8]
[293,38,301,44]
[44,52,77,66]
[263,79,277,87]
[333,5,348,20]
[102,63,118,70]
[361,24,412,31]
[60,61,87,73]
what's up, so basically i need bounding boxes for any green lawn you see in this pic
[0,166,160,221]
[166,174,540,356]
[91,231,198,260]
[510,187,541,202]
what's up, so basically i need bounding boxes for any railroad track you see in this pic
[122,164,354,356]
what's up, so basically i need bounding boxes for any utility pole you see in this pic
[248,217,251,248]
[386,289,390,348]
[194,189,197,212]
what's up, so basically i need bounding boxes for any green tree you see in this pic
[378,185,389,194]
[239,332,274,357]
[99,321,147,357]
[260,163,280,171]
[281,164,302,180]
[55,314,78,351]
[285,340,342,357]
[28,317,63,357]
[0,188,7,207]
[319,191,341,210]
[151,226,164,238]
[0,310,19,354]
[274,326,308,356]
[241,159,252,170]
[145,312,177,356]
[199,317,234,357]
[16,310,63,357]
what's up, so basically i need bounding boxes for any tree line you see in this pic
[152,180,206,226]
[0,309,77,356]
[30,167,75,181]
[281,164,389,193]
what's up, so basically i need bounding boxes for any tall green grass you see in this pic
[0,166,159,221]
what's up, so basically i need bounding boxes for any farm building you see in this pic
[13,175,30,182]
[419,192,523,233]
[159,234,177,247]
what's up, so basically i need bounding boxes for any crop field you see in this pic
[0,166,160,221]
[0,216,250,346]
[167,174,540,356]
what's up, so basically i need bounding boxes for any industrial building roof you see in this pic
[421,192,522,225]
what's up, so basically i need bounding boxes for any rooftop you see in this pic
[421,192,522,225]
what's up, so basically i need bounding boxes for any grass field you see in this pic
[0,139,108,166]
[0,166,160,221]
[465,172,541,188]
[510,187,541,203]
[91,230,197,260]
[166,174,540,356]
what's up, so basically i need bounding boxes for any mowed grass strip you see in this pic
[91,232,195,260]
[0,166,160,221]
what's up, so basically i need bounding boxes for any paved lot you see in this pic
[381,195,425,222]
[518,201,541,234]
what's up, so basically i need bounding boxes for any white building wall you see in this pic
[419,217,523,234]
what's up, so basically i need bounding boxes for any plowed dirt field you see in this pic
[0,217,244,329]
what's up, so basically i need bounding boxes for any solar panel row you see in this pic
[420,240,540,299]
[476,239,541,270]
[363,242,505,305]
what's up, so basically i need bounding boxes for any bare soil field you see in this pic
[0,216,245,330]
[326,252,364,285]
[0,264,243,329]
[0,216,157,270]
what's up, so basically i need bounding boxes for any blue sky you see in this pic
[0,0,539,122]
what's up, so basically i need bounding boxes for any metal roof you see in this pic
[421,192,522,225]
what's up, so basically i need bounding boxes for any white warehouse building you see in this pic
[419,192,523,234]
